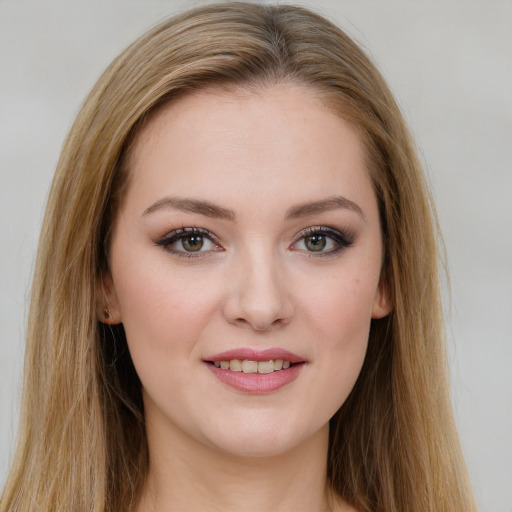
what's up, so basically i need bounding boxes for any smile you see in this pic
[205,349,306,393]
[210,359,292,373]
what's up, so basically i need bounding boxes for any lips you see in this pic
[204,348,306,393]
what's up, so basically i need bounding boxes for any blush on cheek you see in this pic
[310,277,376,327]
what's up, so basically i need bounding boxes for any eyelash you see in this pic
[155,226,354,258]
[155,227,221,258]
[291,226,354,256]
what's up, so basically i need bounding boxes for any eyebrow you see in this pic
[143,197,236,221]
[285,196,367,222]
[143,195,366,222]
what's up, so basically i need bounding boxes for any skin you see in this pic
[101,85,390,512]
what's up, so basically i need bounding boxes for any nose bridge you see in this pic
[224,240,293,331]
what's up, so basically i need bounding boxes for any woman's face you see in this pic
[103,85,390,457]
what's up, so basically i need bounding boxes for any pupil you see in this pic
[182,235,203,252]
[306,235,326,251]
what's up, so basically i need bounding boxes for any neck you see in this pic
[137,418,343,512]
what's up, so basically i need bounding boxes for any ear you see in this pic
[371,277,392,319]
[96,271,122,325]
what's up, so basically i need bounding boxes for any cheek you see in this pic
[111,257,222,358]
[111,260,226,420]
[294,268,379,403]
[299,268,379,343]
[316,287,372,373]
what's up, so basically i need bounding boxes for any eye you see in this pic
[179,234,207,252]
[156,228,221,256]
[291,227,353,255]
[303,233,331,252]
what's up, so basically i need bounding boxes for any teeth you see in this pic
[257,360,274,374]
[230,359,242,372]
[212,359,294,373]
[242,360,258,373]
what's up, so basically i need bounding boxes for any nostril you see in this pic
[231,315,290,332]
[221,265,294,330]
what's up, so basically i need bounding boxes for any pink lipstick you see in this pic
[204,348,306,393]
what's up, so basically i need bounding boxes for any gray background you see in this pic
[0,1,510,510]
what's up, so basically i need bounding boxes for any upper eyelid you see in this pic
[296,226,334,236]
[159,227,217,241]
[156,225,353,248]
[294,225,353,240]
[155,227,220,249]
[291,226,355,251]
[155,228,222,258]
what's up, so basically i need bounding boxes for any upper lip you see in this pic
[205,348,306,364]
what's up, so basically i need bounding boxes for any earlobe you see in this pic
[96,271,122,325]
[371,278,392,319]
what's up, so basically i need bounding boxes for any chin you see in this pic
[200,415,326,459]
[210,435,301,459]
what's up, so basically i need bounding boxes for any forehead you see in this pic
[130,83,365,164]
[122,84,376,219]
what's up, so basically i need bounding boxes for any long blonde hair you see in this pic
[1,3,475,511]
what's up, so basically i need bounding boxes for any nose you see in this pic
[222,248,294,332]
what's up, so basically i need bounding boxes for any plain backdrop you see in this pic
[0,1,510,510]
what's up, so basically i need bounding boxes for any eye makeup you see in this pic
[155,227,222,258]
[291,226,355,257]
[155,224,355,260]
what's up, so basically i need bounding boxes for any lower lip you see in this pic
[205,363,304,393]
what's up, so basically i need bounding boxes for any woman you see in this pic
[0,2,476,511]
